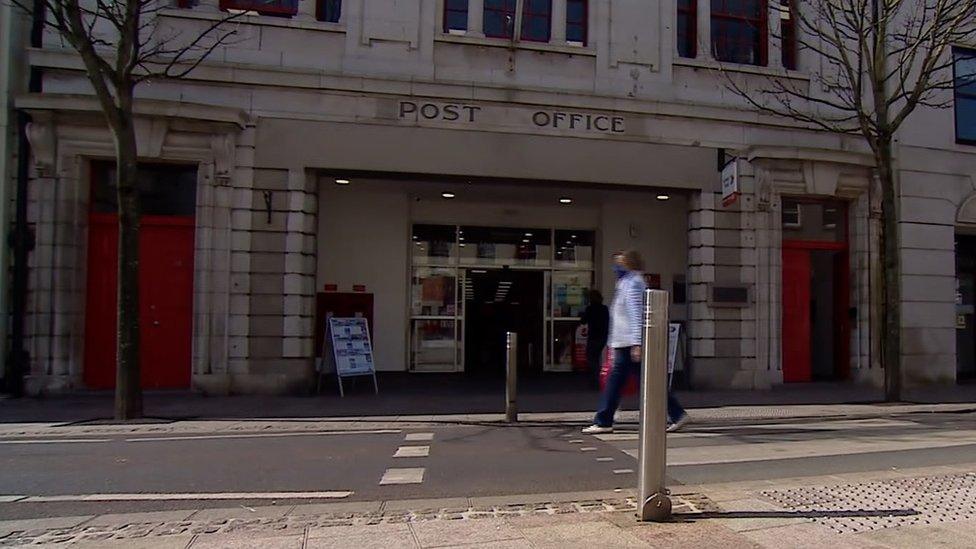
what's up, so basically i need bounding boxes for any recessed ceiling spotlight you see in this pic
[656,194,670,201]
[335,178,350,185]
[559,197,572,204]
[441,192,456,199]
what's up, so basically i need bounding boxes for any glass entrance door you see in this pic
[409,224,596,373]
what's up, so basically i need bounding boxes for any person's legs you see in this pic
[667,390,686,423]
[594,348,631,427]
[586,343,604,388]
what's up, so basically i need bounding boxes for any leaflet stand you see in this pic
[326,317,378,397]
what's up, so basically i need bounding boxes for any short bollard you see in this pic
[505,332,518,423]
[638,289,672,521]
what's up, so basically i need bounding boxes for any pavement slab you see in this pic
[84,510,195,527]
[189,533,305,549]
[188,505,294,521]
[0,515,93,537]
[61,534,195,548]
[410,517,524,547]
[306,523,417,549]
[629,520,762,549]
[516,520,647,548]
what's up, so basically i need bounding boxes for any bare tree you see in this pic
[725,0,976,401]
[9,0,247,418]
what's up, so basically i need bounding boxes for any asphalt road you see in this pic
[1,411,974,520]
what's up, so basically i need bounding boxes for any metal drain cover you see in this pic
[761,473,976,534]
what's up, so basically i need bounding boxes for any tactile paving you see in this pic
[761,473,976,534]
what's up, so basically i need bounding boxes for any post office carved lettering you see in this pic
[399,101,481,123]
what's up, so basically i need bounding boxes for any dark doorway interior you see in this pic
[956,235,976,383]
[464,268,544,378]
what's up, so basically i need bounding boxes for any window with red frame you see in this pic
[444,0,468,33]
[676,0,697,58]
[483,0,551,42]
[521,0,552,42]
[780,0,796,70]
[484,0,516,38]
[219,0,298,16]
[566,0,586,45]
[711,0,767,66]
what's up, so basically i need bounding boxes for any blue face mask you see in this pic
[613,264,628,280]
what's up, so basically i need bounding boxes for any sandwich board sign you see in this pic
[325,317,378,396]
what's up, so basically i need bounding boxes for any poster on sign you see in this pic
[327,317,378,396]
[721,159,739,207]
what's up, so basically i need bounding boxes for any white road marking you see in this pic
[0,496,26,502]
[20,491,352,502]
[0,439,112,445]
[568,439,583,444]
[691,418,918,432]
[380,468,425,485]
[580,447,597,452]
[393,446,430,458]
[617,428,976,466]
[613,469,634,474]
[596,457,614,462]
[124,429,400,443]
[405,433,434,442]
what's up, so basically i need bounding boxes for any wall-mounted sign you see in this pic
[397,100,626,135]
[721,158,739,207]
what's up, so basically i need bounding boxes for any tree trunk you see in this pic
[877,137,902,402]
[113,113,143,420]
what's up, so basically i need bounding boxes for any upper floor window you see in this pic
[521,0,552,42]
[444,0,468,34]
[954,48,976,144]
[319,0,341,23]
[566,0,587,46]
[219,0,298,16]
[711,0,767,66]
[676,0,697,58]
[484,0,551,42]
[484,0,517,38]
[780,0,796,70]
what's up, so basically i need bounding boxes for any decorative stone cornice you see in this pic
[16,93,249,129]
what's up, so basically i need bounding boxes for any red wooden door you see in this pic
[84,214,195,389]
[782,248,812,382]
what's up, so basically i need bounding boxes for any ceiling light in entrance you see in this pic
[559,197,573,204]
[335,178,350,185]
[441,192,456,199]
[656,194,670,201]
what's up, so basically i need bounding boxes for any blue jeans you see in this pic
[594,347,687,428]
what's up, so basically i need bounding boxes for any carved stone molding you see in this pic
[25,114,57,177]
[211,134,235,185]
[135,118,170,158]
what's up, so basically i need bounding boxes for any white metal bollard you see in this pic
[638,289,672,521]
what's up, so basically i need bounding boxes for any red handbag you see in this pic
[599,348,639,396]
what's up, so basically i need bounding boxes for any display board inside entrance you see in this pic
[326,317,378,397]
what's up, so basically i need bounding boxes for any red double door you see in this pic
[781,243,850,383]
[84,213,195,389]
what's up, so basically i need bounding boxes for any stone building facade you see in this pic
[8,0,974,395]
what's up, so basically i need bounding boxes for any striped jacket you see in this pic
[608,271,646,348]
